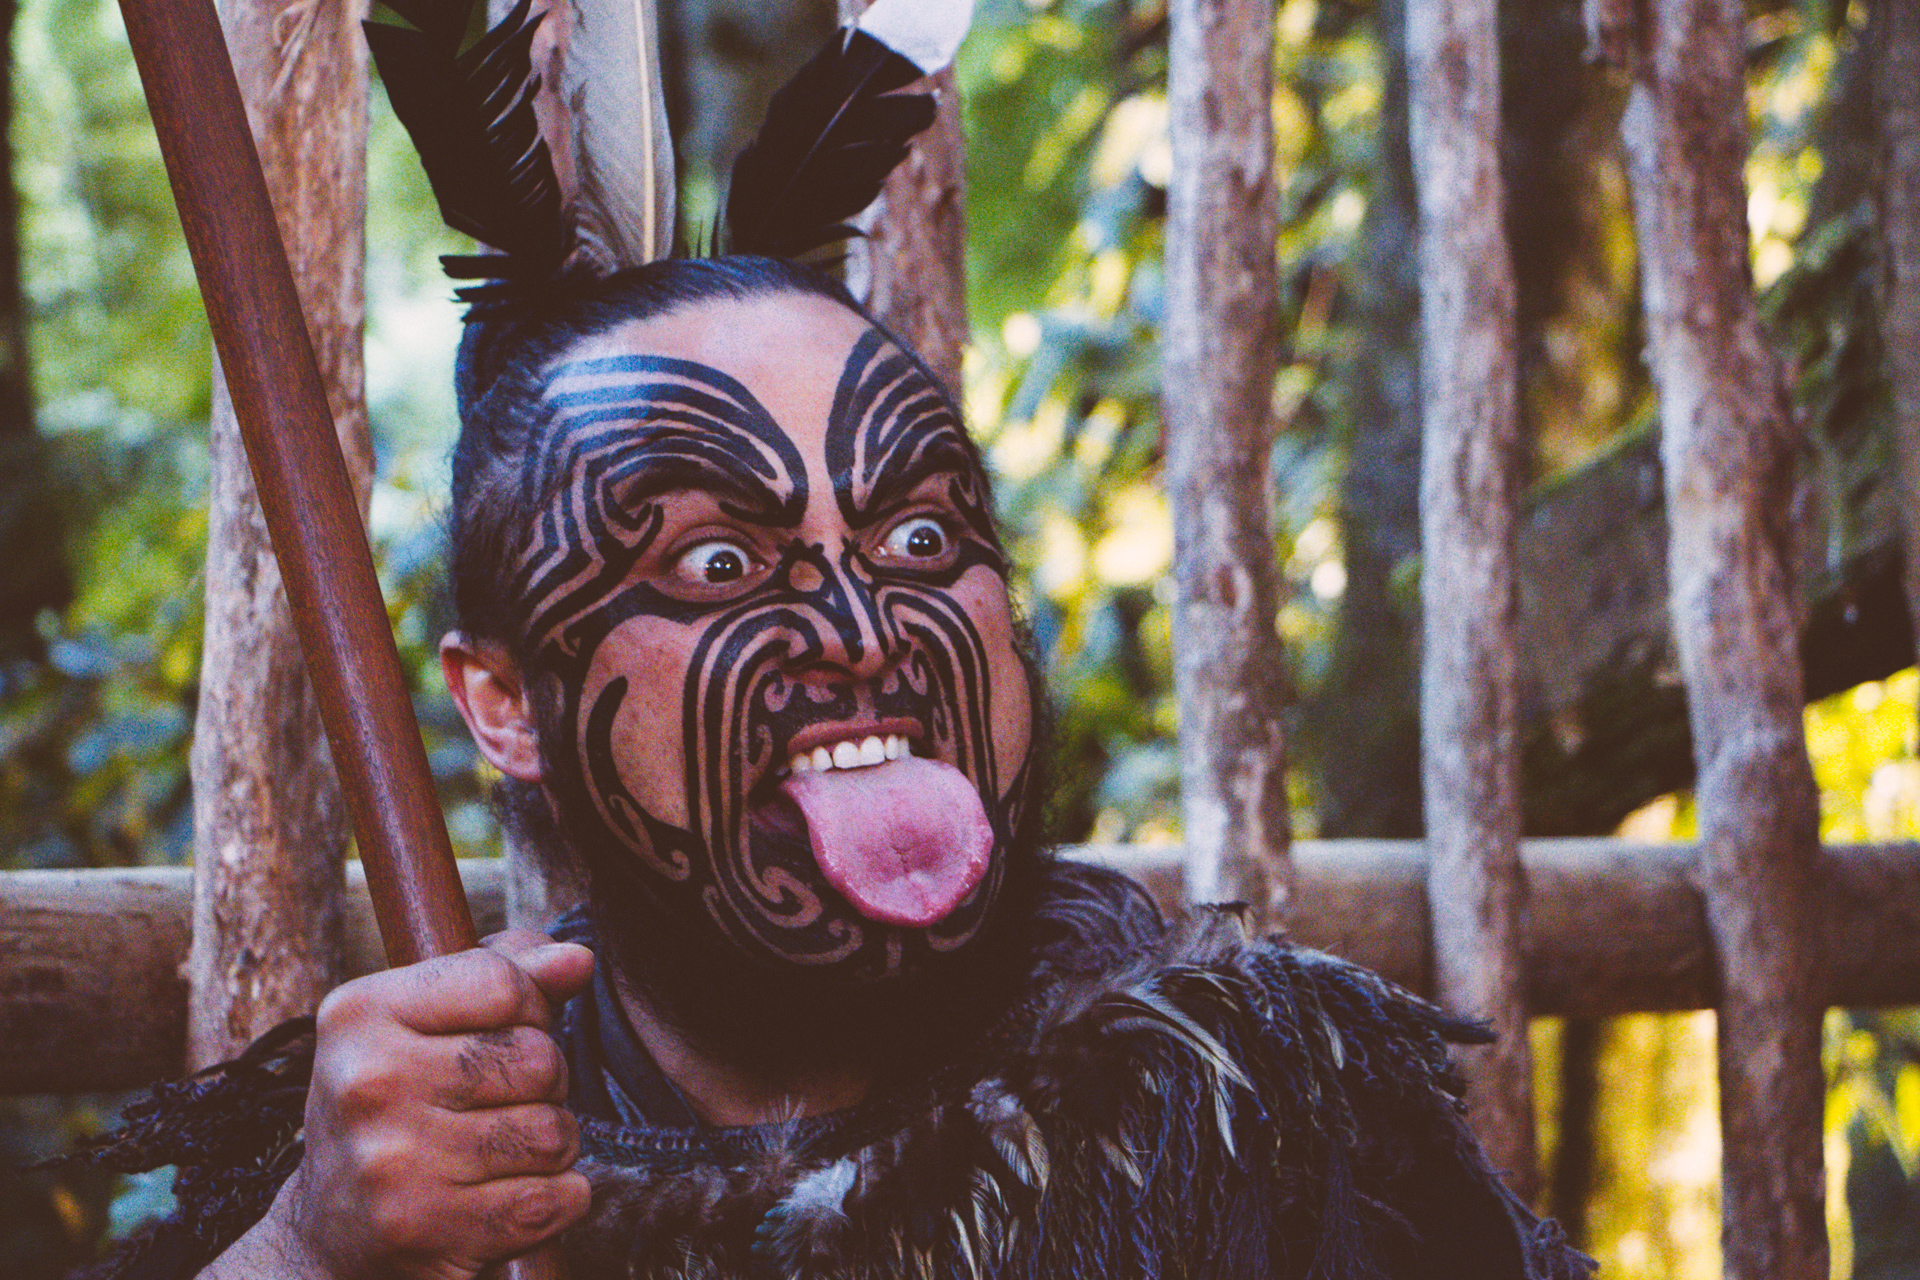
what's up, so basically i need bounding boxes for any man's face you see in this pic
[514,293,1035,984]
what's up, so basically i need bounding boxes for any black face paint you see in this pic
[517,330,1035,996]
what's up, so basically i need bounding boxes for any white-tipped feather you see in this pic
[856,0,975,76]
[558,0,677,268]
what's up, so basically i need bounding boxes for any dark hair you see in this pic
[446,255,870,650]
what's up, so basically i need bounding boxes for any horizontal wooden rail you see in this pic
[2,839,1917,1096]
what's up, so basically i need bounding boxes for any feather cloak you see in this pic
[59,871,1589,1280]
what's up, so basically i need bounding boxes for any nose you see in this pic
[789,545,902,684]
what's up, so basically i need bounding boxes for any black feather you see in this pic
[365,0,570,290]
[723,28,937,260]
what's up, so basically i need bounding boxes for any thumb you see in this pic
[483,930,595,1008]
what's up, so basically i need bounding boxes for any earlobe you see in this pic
[440,633,545,782]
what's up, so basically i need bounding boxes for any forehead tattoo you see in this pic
[519,323,1028,979]
[514,354,807,664]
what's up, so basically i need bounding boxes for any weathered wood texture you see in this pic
[1161,0,1291,918]
[185,0,370,1068]
[1515,427,1913,834]
[836,0,967,396]
[1613,0,1829,1274]
[1406,0,1534,1195]
[1581,0,1638,70]
[1335,3,1912,844]
[0,863,504,1094]
[1872,0,1920,695]
[1,869,193,1094]
[8,841,1920,1095]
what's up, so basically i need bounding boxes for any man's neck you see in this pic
[614,976,871,1127]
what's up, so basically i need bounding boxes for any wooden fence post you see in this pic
[836,0,967,396]
[1163,0,1292,920]
[1405,0,1535,1198]
[1598,0,1829,1274]
[185,0,368,1067]
[1871,0,1920,693]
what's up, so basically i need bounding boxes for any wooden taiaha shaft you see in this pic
[117,0,471,970]
[117,0,564,1275]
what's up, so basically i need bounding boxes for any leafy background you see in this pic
[1,0,1917,1275]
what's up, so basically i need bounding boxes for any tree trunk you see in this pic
[1317,0,1423,841]
[861,70,966,399]
[1610,1,1829,1275]
[0,0,68,666]
[1871,0,1920,702]
[1547,1015,1601,1245]
[834,0,966,396]
[1161,0,1291,919]
[186,0,369,1068]
[1406,0,1536,1199]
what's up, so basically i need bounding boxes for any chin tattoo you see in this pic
[515,325,1039,1024]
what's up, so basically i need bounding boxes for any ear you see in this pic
[441,632,544,782]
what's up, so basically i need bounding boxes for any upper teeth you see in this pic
[790,734,910,776]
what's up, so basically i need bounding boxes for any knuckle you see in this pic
[316,977,378,1032]
[364,1196,420,1253]
[529,1106,578,1163]
[452,1028,516,1097]
[525,1034,568,1098]
[466,951,533,1024]
[478,1105,576,1170]
[452,1026,564,1104]
[349,1128,412,1187]
[505,1181,563,1232]
[333,1053,407,1118]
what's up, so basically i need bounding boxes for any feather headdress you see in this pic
[364,0,975,303]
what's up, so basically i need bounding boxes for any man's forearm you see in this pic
[196,1183,333,1280]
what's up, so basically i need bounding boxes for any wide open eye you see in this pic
[675,539,756,586]
[883,516,949,561]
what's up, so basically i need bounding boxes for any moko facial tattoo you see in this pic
[516,295,1034,984]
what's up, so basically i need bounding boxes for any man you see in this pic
[67,4,1591,1277]
[74,260,1587,1280]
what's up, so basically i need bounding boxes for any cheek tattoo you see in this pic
[518,328,1032,981]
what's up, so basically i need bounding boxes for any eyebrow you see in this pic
[856,430,975,521]
[846,379,976,519]
[600,441,802,526]
[530,353,809,527]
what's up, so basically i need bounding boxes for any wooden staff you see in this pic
[117,0,565,1275]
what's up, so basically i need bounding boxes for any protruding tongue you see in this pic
[777,755,992,927]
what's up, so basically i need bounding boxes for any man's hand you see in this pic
[216,931,595,1280]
